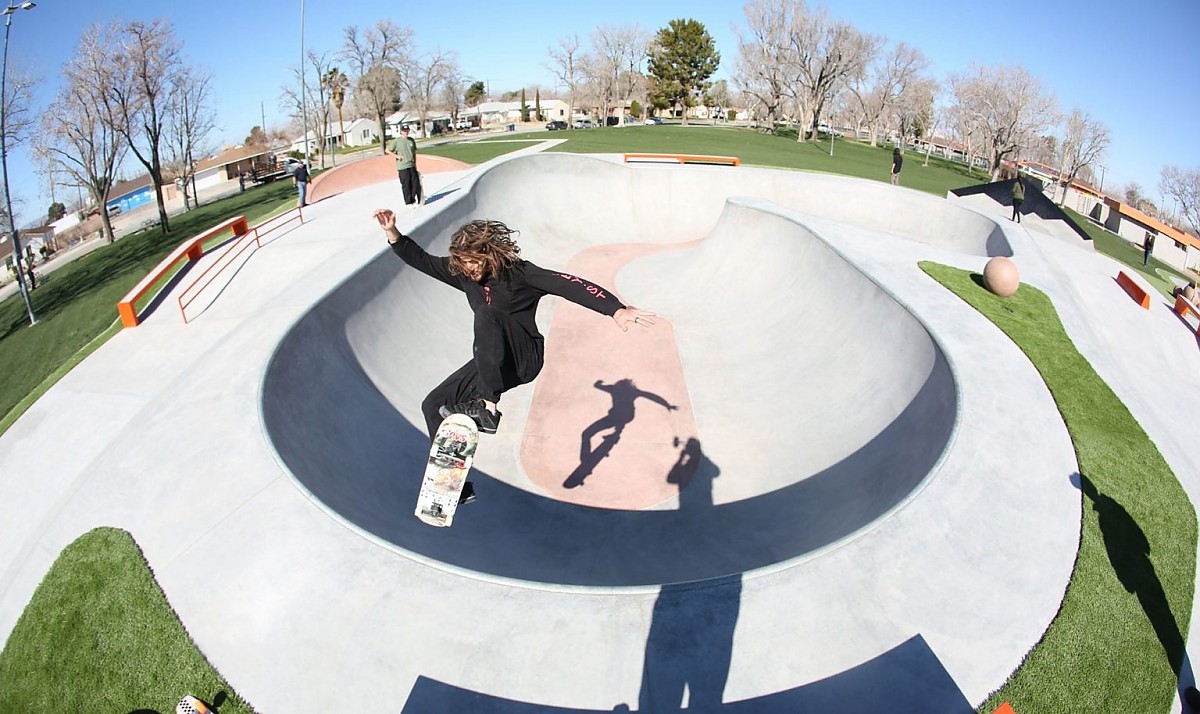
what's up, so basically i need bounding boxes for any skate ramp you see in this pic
[262,154,958,587]
[949,178,1094,247]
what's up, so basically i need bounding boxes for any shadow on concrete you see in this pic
[564,379,677,489]
[950,178,1092,244]
[262,299,955,585]
[400,633,972,712]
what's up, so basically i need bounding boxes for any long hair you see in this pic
[448,219,522,278]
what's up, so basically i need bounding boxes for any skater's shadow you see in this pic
[563,378,677,489]
[1074,473,1187,674]
[638,437,736,712]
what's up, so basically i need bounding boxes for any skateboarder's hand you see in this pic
[373,208,396,230]
[614,307,657,332]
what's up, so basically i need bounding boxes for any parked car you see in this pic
[643,116,663,125]
[573,119,595,129]
[281,157,304,175]
[546,120,568,131]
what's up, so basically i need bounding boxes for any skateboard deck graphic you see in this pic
[415,413,478,527]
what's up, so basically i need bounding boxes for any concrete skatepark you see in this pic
[1,149,1199,712]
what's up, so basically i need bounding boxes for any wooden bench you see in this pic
[117,215,249,327]
[623,152,741,166]
[1115,270,1150,310]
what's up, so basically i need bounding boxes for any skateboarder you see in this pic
[372,208,658,441]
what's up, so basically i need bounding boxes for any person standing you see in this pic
[1143,231,1156,267]
[391,125,420,208]
[890,147,903,186]
[293,162,310,208]
[1011,177,1025,222]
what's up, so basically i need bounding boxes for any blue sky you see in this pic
[5,0,1198,225]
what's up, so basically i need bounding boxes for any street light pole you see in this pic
[299,0,309,171]
[1,1,35,326]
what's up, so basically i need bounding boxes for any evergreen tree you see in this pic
[465,81,486,107]
[647,19,720,124]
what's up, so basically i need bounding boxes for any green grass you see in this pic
[436,125,991,197]
[0,180,298,425]
[920,262,1196,713]
[0,528,255,713]
[489,125,991,197]
[1060,205,1195,299]
[422,138,540,165]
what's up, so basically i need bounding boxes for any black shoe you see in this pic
[459,481,476,505]
[439,399,502,434]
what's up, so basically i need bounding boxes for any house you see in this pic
[288,120,381,155]
[319,118,381,150]
[1096,197,1200,272]
[191,145,277,192]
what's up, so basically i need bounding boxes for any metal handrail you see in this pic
[177,206,305,323]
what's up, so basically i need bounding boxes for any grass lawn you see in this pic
[921,262,1195,713]
[422,137,543,165]
[0,528,254,713]
[0,180,298,425]
[442,124,990,198]
[1060,205,1195,299]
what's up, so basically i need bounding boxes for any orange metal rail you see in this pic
[117,215,249,328]
[177,206,305,324]
[623,152,740,166]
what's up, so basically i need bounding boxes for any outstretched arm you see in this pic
[372,208,457,288]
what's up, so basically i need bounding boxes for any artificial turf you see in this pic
[0,528,255,713]
[920,262,1196,713]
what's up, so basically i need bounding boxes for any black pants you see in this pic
[1011,199,1022,222]
[398,167,420,205]
[420,305,544,437]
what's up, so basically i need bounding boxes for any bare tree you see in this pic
[282,50,336,168]
[591,25,645,126]
[32,22,128,243]
[0,61,36,152]
[787,7,880,141]
[341,20,412,154]
[948,63,1059,180]
[399,48,459,137]
[889,75,937,149]
[847,42,929,146]
[441,69,466,127]
[706,79,731,122]
[734,0,793,130]
[109,18,184,234]
[1161,166,1200,234]
[164,66,216,211]
[546,34,585,126]
[1055,108,1110,205]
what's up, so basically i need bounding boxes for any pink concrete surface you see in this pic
[520,242,700,509]
[307,153,469,203]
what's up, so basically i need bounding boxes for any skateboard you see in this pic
[415,413,478,527]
